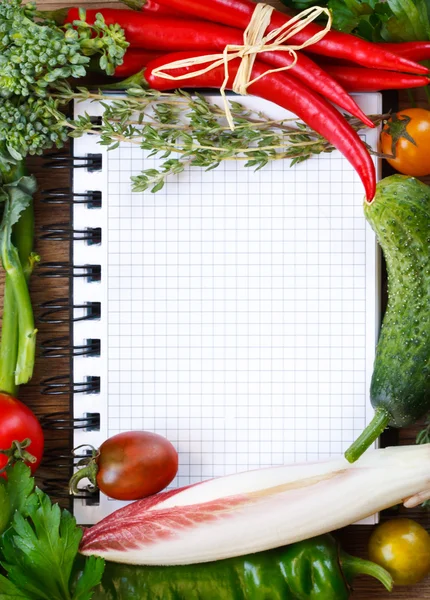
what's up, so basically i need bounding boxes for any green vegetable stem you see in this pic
[81,534,392,600]
[0,0,130,392]
[0,157,37,392]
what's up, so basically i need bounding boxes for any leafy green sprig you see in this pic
[0,462,105,600]
[280,0,430,42]
[57,86,385,193]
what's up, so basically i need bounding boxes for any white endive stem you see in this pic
[81,444,430,565]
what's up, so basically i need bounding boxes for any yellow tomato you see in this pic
[380,108,430,177]
[368,519,430,586]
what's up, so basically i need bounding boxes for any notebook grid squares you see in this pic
[105,142,369,489]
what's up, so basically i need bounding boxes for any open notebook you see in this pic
[70,92,382,524]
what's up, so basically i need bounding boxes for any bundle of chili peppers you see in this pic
[49,0,430,200]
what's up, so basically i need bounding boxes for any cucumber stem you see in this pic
[340,550,393,591]
[344,408,390,463]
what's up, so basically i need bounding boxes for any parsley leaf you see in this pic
[0,575,32,599]
[0,470,105,600]
[3,462,37,523]
[0,463,36,537]
[280,0,430,40]
[0,484,11,537]
[72,556,106,600]
[381,0,430,39]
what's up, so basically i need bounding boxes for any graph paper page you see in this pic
[72,93,382,523]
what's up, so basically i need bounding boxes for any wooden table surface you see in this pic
[3,0,430,597]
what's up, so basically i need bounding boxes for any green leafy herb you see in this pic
[0,485,11,537]
[57,86,385,193]
[0,464,105,600]
[280,0,430,41]
[0,463,37,534]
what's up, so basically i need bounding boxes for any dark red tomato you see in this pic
[0,393,44,477]
[96,431,178,501]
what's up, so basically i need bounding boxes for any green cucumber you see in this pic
[345,175,430,463]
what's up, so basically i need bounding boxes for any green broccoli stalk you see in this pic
[0,158,37,391]
[0,94,69,393]
[0,201,37,395]
[0,0,129,393]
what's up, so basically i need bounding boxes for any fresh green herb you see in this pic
[56,86,385,193]
[0,463,105,600]
[280,0,430,41]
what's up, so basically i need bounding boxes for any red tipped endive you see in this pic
[80,444,430,565]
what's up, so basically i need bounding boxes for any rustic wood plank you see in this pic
[5,1,430,597]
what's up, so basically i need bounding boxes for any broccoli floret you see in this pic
[0,95,68,159]
[0,0,128,98]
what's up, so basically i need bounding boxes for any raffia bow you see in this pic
[151,3,333,130]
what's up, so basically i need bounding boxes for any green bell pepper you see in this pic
[82,534,392,599]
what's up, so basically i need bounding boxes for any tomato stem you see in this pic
[0,438,37,475]
[69,447,99,496]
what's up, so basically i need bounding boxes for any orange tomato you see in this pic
[380,108,430,177]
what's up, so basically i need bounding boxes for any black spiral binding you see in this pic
[40,188,102,208]
[40,410,100,431]
[38,299,101,324]
[39,223,102,244]
[39,147,103,505]
[41,375,100,397]
[42,151,102,172]
[40,337,101,359]
[37,263,101,281]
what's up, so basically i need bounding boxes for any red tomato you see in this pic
[96,431,178,501]
[0,393,44,477]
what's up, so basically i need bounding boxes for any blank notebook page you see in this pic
[72,93,382,523]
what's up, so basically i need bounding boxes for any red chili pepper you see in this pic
[140,0,183,16]
[325,65,430,92]
[377,42,430,62]
[64,8,373,128]
[114,49,164,77]
[140,51,376,200]
[154,0,428,75]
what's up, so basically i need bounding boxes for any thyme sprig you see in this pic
[56,85,386,193]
